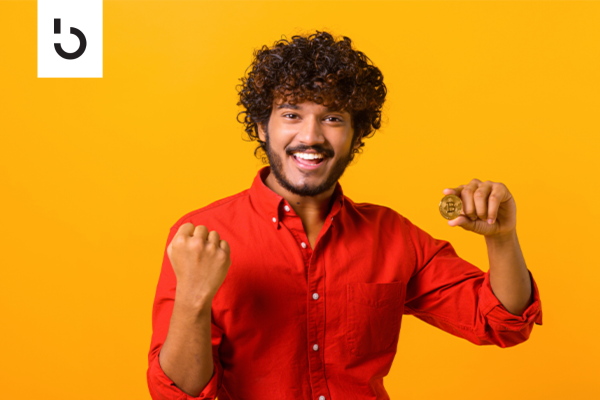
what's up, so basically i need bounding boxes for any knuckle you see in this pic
[189,238,204,250]
[216,250,227,261]
[473,190,485,198]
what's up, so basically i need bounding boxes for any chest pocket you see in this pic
[346,281,405,357]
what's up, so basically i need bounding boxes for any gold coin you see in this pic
[439,194,463,220]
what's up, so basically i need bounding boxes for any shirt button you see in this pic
[301,242,307,248]
[313,344,319,351]
[272,217,276,223]
[331,217,333,221]
[319,396,326,400]
[312,293,319,300]
[284,205,290,212]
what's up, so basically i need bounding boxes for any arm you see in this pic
[402,215,543,348]
[147,225,225,400]
[486,229,533,316]
[444,179,535,315]
[159,293,214,397]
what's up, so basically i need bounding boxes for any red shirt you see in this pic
[147,166,543,400]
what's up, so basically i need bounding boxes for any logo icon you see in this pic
[53,18,87,60]
[38,0,103,78]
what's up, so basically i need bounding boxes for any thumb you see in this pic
[448,215,476,230]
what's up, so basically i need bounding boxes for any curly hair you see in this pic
[236,30,387,164]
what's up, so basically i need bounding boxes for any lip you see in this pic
[290,153,327,170]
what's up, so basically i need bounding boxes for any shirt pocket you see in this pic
[346,281,404,357]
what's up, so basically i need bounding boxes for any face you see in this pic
[258,99,359,197]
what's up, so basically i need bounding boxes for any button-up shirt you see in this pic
[147,166,543,400]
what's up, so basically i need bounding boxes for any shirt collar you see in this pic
[249,166,345,230]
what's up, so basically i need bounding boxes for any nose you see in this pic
[296,115,326,148]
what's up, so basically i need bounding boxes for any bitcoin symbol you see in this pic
[439,194,462,220]
[447,201,455,213]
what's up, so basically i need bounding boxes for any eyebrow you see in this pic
[276,103,300,110]
[276,103,343,113]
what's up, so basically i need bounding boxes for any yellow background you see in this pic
[1,0,598,399]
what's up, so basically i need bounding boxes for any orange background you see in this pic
[1,1,598,399]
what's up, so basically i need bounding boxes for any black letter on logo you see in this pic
[54,18,87,60]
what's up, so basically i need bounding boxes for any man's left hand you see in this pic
[443,179,516,238]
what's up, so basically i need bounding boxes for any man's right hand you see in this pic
[167,223,231,308]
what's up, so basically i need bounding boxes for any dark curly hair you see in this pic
[236,30,387,164]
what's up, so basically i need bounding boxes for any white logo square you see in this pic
[38,0,103,78]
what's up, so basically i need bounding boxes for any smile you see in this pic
[290,153,327,170]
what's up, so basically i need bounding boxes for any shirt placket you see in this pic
[279,201,333,400]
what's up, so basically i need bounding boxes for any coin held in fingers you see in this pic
[439,194,463,220]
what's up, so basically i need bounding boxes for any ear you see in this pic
[257,122,266,142]
[352,130,363,151]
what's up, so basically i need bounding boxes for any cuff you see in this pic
[480,269,543,331]
[148,351,220,400]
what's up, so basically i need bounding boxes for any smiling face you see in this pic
[257,98,360,197]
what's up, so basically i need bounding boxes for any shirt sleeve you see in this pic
[401,216,543,348]
[147,226,225,400]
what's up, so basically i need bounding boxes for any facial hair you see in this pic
[263,126,354,197]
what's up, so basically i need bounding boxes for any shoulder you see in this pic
[344,196,408,223]
[343,197,431,239]
[169,189,251,232]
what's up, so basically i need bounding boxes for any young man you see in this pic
[147,31,542,400]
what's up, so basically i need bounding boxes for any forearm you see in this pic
[485,229,533,316]
[159,290,214,397]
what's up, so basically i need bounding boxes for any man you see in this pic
[147,31,542,400]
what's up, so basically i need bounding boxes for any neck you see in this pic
[264,170,336,224]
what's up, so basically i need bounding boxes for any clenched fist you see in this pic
[167,223,231,308]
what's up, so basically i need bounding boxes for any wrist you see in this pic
[485,228,517,244]
[175,287,213,314]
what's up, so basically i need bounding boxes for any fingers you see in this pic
[178,222,197,236]
[460,179,482,221]
[193,224,209,241]
[442,184,467,199]
[487,183,509,224]
[220,240,230,256]
[207,230,221,245]
[189,224,230,254]
[443,180,502,224]
[443,179,487,221]
[178,223,229,254]
[473,181,493,222]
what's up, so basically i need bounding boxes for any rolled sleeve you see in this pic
[147,350,221,400]
[478,268,543,346]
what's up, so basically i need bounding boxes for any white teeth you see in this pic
[293,152,325,160]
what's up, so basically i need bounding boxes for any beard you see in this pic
[263,126,354,197]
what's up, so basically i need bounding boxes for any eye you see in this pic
[283,113,298,119]
[326,117,342,122]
